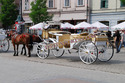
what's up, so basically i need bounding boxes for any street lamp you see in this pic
[15,0,25,34]
[20,0,24,22]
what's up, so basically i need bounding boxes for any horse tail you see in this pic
[29,35,33,51]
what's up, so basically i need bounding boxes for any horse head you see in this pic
[32,34,43,43]
[9,30,16,37]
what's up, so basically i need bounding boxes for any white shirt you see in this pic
[121,33,125,42]
[123,33,125,42]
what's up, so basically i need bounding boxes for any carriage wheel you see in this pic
[51,48,65,58]
[78,41,98,64]
[98,41,114,62]
[1,38,9,52]
[37,43,50,59]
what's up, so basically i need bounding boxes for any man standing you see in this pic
[118,30,125,52]
[113,30,121,53]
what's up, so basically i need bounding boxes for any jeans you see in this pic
[115,41,119,52]
[118,41,125,51]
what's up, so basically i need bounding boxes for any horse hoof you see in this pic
[24,54,26,56]
[27,55,31,57]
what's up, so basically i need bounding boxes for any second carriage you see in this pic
[36,29,114,64]
[0,29,9,52]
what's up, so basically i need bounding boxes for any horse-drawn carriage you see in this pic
[0,29,9,52]
[36,29,114,64]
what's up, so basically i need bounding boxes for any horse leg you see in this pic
[12,43,16,56]
[20,45,24,55]
[21,44,26,55]
[26,44,31,57]
[24,45,26,55]
[16,44,19,56]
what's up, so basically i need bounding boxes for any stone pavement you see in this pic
[36,78,93,83]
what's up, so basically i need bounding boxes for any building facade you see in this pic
[91,0,125,27]
[47,0,90,25]
[21,0,90,27]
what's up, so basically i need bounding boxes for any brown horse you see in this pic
[9,30,33,57]
[20,34,43,55]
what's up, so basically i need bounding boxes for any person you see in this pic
[113,30,121,53]
[106,30,112,41]
[118,30,125,52]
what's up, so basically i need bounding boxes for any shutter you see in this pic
[101,0,103,8]
[105,0,108,8]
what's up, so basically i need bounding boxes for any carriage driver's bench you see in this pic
[0,30,9,52]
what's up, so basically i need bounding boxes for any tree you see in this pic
[29,0,53,24]
[121,0,125,5]
[0,0,18,29]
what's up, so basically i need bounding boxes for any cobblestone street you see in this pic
[0,41,125,83]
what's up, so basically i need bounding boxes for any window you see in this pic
[100,21,109,26]
[78,0,83,6]
[34,0,37,4]
[65,0,70,7]
[48,0,53,8]
[118,20,125,24]
[101,0,108,8]
[25,0,29,10]
[121,1,125,7]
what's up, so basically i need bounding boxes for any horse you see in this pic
[20,34,43,55]
[9,30,33,57]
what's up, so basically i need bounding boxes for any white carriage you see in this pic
[0,29,9,52]
[36,30,114,64]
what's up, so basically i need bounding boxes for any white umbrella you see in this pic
[111,22,125,31]
[60,22,74,29]
[29,22,49,30]
[44,23,50,29]
[92,21,109,31]
[72,22,94,29]
[60,23,65,29]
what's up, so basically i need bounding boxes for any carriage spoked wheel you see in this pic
[51,47,65,58]
[78,41,98,64]
[37,43,50,59]
[97,41,114,62]
[1,38,9,52]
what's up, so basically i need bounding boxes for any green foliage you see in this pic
[121,0,125,5]
[0,0,18,29]
[29,0,53,24]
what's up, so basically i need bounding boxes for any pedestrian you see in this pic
[118,30,125,52]
[113,30,121,53]
[106,30,112,41]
